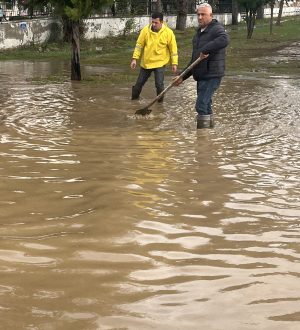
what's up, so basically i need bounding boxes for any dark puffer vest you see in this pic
[183,19,229,81]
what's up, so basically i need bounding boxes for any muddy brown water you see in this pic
[0,59,299,330]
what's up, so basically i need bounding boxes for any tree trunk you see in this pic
[71,21,81,81]
[62,16,72,42]
[246,9,256,39]
[29,4,34,18]
[276,0,284,26]
[270,2,274,35]
[232,0,239,26]
[256,5,264,19]
[176,0,188,31]
[156,0,162,13]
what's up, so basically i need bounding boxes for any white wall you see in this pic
[0,7,299,50]
[264,5,300,17]
[83,13,232,40]
[0,18,61,50]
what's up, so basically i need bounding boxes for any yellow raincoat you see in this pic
[132,23,178,69]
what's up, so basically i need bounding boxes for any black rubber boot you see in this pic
[131,86,140,100]
[197,115,211,129]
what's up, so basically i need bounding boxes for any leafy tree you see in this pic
[47,1,111,80]
[238,0,265,38]
[22,0,110,80]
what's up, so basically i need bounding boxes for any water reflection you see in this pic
[0,59,299,329]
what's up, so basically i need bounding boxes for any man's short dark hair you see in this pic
[152,12,163,22]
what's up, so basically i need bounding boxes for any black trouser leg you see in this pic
[132,68,152,100]
[154,67,165,103]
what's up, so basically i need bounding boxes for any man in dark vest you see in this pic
[174,4,229,128]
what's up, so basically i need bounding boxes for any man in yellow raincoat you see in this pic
[130,12,178,102]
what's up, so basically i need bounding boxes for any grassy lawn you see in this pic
[225,17,300,75]
[1,15,299,82]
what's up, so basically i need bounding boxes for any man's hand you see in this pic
[172,53,208,87]
[172,76,183,86]
[199,52,209,60]
[171,65,177,73]
[130,59,137,70]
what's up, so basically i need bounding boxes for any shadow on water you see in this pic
[0,58,299,329]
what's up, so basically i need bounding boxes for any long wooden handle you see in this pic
[144,56,204,109]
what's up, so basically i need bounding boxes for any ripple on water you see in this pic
[0,249,57,265]
[0,64,299,329]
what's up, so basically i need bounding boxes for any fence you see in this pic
[0,1,52,20]
[0,0,233,21]
[2,1,298,21]
[92,1,233,17]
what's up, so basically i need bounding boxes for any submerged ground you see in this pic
[0,16,299,330]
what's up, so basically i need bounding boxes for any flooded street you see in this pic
[0,59,299,330]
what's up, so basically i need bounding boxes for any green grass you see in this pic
[225,17,300,75]
[0,43,70,60]
[2,15,299,82]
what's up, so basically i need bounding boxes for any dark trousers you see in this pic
[133,66,165,97]
[196,78,222,115]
